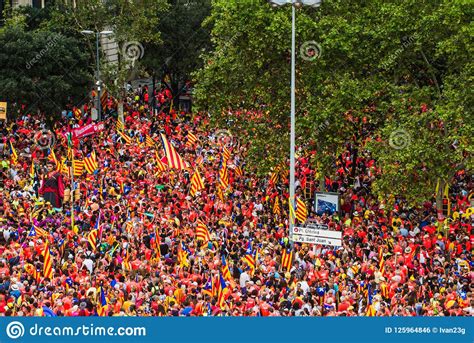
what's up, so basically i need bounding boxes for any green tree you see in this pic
[0,25,91,121]
[141,0,212,104]
[194,0,472,206]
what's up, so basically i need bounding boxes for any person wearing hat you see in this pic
[39,160,64,209]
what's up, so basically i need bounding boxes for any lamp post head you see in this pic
[100,30,114,36]
[80,30,94,35]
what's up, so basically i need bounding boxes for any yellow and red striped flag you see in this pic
[221,255,232,281]
[195,155,204,165]
[43,243,53,279]
[154,151,167,172]
[186,132,198,147]
[84,151,98,174]
[190,169,205,196]
[234,165,243,177]
[160,133,186,170]
[281,247,293,271]
[73,160,85,177]
[9,140,18,165]
[218,162,229,189]
[222,147,231,162]
[117,130,132,144]
[196,219,210,243]
[217,273,228,309]
[146,135,156,147]
[273,196,281,215]
[116,118,124,132]
[88,229,99,251]
[295,197,308,223]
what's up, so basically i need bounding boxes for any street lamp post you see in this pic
[81,30,114,122]
[269,0,321,244]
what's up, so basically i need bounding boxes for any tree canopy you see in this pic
[193,0,473,206]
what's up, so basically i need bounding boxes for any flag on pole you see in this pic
[196,219,210,243]
[190,169,205,196]
[43,243,53,279]
[273,196,281,215]
[117,130,132,144]
[146,135,156,147]
[9,140,18,165]
[177,242,190,268]
[281,247,293,271]
[116,118,124,132]
[160,133,186,170]
[84,151,99,174]
[243,244,256,275]
[202,277,213,297]
[154,151,167,172]
[97,286,108,316]
[88,229,99,251]
[217,272,228,309]
[222,147,231,162]
[218,161,229,189]
[73,160,84,177]
[295,197,308,223]
[221,255,231,281]
[186,132,198,147]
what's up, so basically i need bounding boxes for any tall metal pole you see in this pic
[96,32,101,122]
[289,2,296,245]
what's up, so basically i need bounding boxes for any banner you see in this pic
[0,101,7,120]
[0,317,470,343]
[314,191,340,215]
[71,123,105,139]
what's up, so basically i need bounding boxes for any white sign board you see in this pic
[91,108,98,121]
[292,234,342,247]
[292,226,342,240]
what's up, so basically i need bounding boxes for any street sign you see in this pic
[292,226,342,240]
[292,234,342,247]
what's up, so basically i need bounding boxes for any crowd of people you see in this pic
[0,87,472,317]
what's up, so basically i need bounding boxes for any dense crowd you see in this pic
[0,87,472,317]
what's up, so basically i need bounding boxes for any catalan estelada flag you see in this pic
[190,169,204,196]
[177,242,190,268]
[160,133,186,170]
[97,286,108,316]
[9,140,18,165]
[221,255,231,281]
[242,245,256,275]
[202,277,213,297]
[217,272,228,309]
[366,284,376,316]
[281,247,293,271]
[296,197,308,223]
[196,219,210,243]
[43,243,53,279]
[84,151,98,174]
